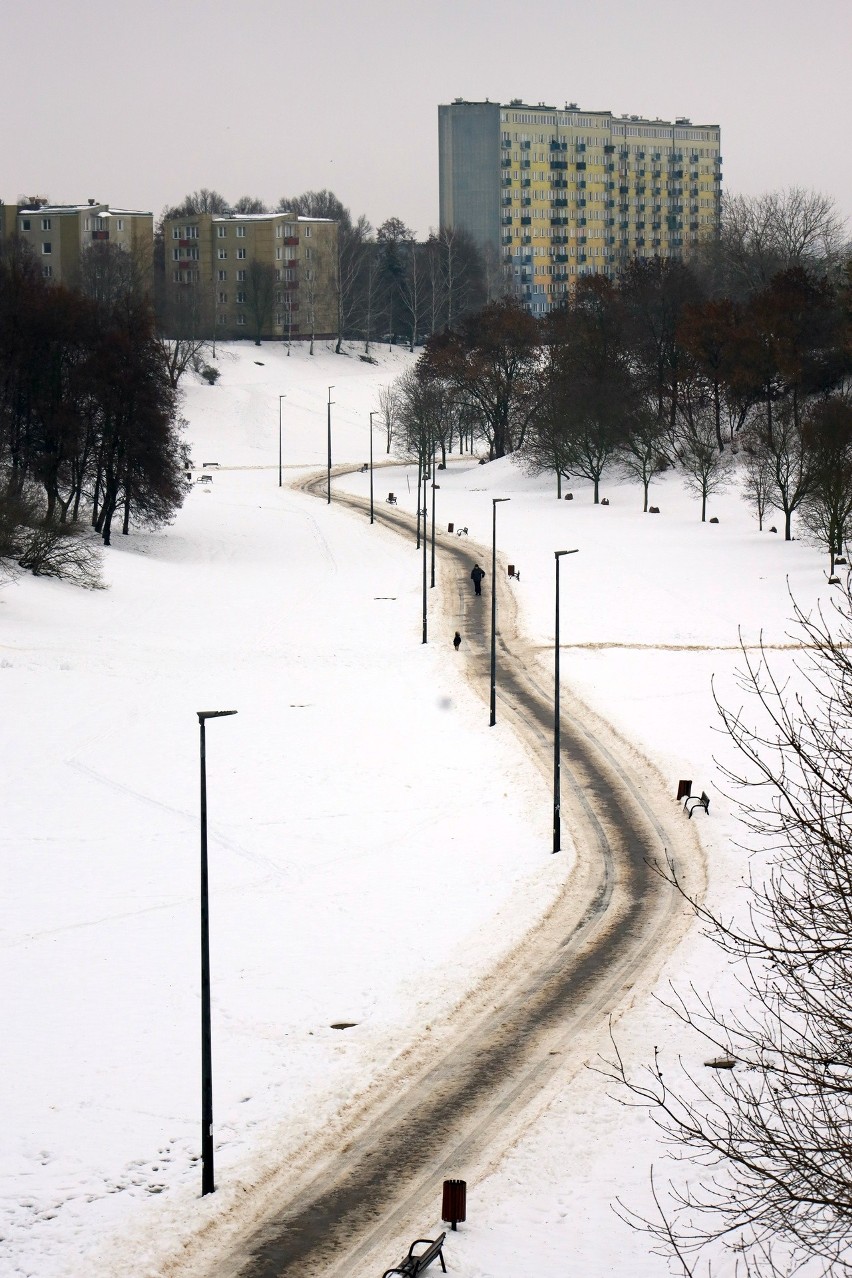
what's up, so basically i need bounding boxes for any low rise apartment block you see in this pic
[162,211,338,341]
[439,99,722,313]
[4,198,153,285]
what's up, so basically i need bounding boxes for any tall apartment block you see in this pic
[162,211,338,341]
[439,99,722,313]
[5,198,153,285]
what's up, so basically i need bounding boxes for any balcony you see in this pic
[521,159,531,169]
[521,198,531,207]
[501,216,513,226]
[282,281,299,290]
[604,144,615,153]
[521,177,531,187]
[501,158,512,168]
[575,161,586,170]
[92,231,110,241]
[502,197,512,207]
[283,236,299,245]
[551,198,568,207]
[550,160,568,170]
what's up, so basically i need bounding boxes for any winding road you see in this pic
[186,463,705,1278]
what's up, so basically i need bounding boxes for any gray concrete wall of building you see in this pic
[438,102,500,260]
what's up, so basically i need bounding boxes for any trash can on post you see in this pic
[448,522,454,533]
[442,1178,467,1230]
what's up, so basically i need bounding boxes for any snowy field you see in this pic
[1,341,835,1277]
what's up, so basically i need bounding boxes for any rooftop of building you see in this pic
[444,99,719,129]
[15,198,152,216]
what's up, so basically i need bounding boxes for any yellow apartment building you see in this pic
[162,211,338,342]
[8,198,153,286]
[439,100,722,313]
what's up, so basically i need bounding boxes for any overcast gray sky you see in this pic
[3,0,850,235]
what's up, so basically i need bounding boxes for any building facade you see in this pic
[7,198,153,285]
[439,100,722,313]
[162,211,338,341]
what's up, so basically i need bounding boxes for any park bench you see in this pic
[387,493,398,505]
[198,474,213,484]
[382,1232,447,1277]
[684,790,710,818]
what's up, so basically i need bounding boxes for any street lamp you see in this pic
[278,394,286,488]
[327,386,334,505]
[421,461,428,643]
[490,498,511,727]
[197,708,238,1196]
[430,440,439,588]
[553,549,578,853]
[368,411,379,524]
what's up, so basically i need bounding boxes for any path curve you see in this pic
[181,464,705,1278]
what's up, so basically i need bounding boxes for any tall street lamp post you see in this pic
[421,459,429,643]
[278,394,286,488]
[197,708,237,1196]
[326,386,334,505]
[368,411,378,524]
[553,549,578,853]
[490,498,511,727]
[430,441,439,588]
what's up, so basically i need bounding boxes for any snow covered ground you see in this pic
[1,341,834,1277]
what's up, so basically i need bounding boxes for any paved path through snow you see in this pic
[177,466,705,1278]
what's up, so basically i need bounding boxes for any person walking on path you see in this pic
[471,564,486,596]
[453,631,462,651]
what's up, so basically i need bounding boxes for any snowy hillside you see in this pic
[1,340,834,1278]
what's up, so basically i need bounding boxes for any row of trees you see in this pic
[386,250,852,570]
[0,238,188,583]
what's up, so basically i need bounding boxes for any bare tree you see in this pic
[674,386,735,520]
[721,187,847,295]
[245,259,276,345]
[377,383,399,455]
[606,581,852,1276]
[739,425,777,532]
[232,196,268,214]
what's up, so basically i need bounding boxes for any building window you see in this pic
[172,227,180,238]
[217,226,227,238]
[304,247,311,260]
[217,314,227,325]
[41,218,51,231]
[117,219,124,231]
[236,248,246,259]
[20,218,31,230]
[217,269,227,282]
[42,242,52,255]
[236,269,246,281]
[235,226,246,237]
[173,248,180,260]
[304,225,311,237]
[185,225,199,238]
[236,314,246,325]
[276,247,282,260]
[276,225,283,238]
[218,291,227,304]
[235,291,246,304]
[217,249,227,260]
[42,265,53,278]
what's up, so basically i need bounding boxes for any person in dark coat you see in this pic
[453,631,462,651]
[470,564,486,595]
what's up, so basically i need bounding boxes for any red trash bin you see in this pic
[442,1178,467,1230]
